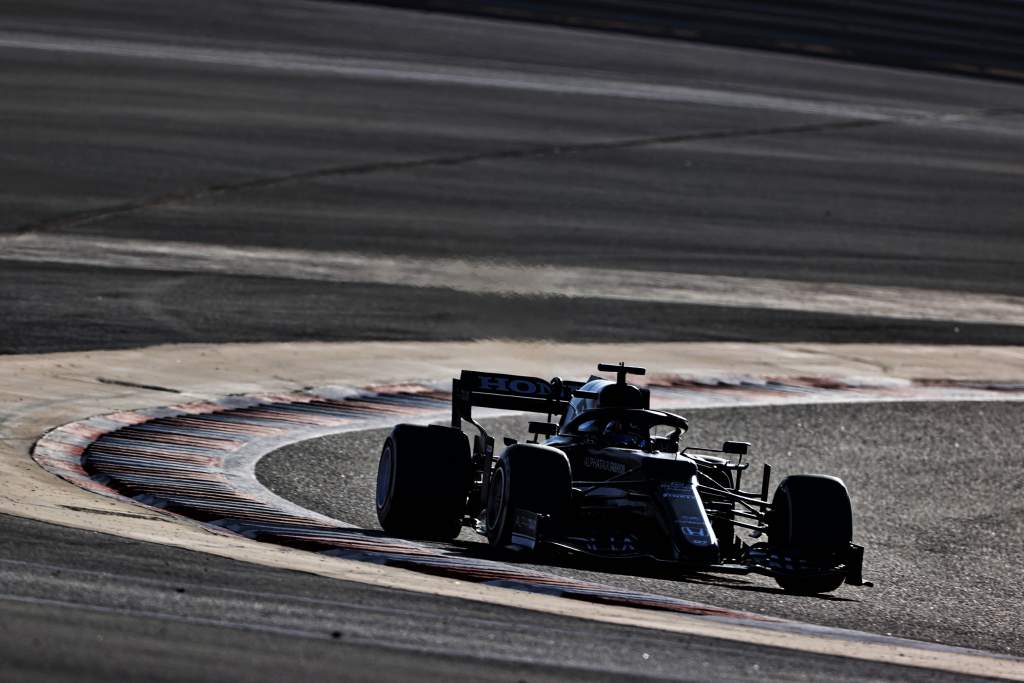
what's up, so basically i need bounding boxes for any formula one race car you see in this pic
[375,363,870,593]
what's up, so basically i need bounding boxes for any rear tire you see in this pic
[769,474,853,594]
[486,444,571,550]
[375,424,471,540]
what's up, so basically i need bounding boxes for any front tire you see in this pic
[376,424,471,540]
[486,444,571,550]
[768,474,853,594]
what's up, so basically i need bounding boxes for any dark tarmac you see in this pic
[2,0,1023,679]
[12,513,974,683]
[5,261,1021,354]
[3,1,1024,355]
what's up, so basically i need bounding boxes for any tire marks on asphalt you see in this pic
[5,232,1024,326]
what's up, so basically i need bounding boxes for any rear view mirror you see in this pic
[722,441,750,455]
[528,422,558,437]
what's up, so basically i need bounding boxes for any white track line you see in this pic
[2,30,1021,136]
[6,28,1024,137]
[3,233,1023,326]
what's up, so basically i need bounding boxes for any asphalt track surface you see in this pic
[4,0,1024,354]
[7,261,1024,354]
[258,401,1024,657]
[3,0,1024,680]
[6,512,1000,683]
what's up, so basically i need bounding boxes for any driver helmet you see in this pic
[603,420,646,448]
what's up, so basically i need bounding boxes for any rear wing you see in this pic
[451,370,583,428]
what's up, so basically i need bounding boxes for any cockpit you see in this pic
[561,408,688,453]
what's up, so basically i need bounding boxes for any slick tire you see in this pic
[376,424,471,541]
[769,474,853,594]
[486,444,571,551]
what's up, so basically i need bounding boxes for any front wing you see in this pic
[508,508,871,587]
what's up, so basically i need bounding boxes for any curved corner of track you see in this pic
[25,363,1024,681]
[1,342,1021,680]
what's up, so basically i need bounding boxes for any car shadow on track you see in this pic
[327,526,856,602]
[500,550,858,603]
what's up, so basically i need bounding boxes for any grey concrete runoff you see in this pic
[259,401,1024,658]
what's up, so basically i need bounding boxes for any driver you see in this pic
[602,420,649,449]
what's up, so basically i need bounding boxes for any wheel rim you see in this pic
[486,467,506,535]
[376,443,395,511]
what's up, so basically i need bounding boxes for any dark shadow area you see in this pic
[235,518,858,604]
[348,0,1024,83]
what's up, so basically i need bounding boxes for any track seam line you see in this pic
[14,119,881,235]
